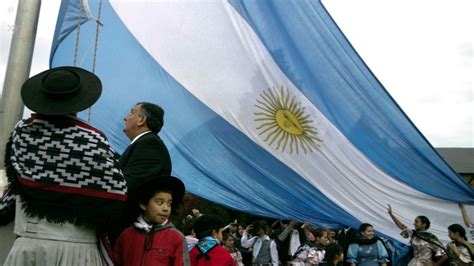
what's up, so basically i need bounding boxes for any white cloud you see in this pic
[323,0,473,147]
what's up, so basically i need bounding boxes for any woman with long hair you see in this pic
[346,223,389,265]
[387,204,448,266]
[446,224,473,266]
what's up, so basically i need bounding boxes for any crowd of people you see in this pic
[176,204,473,266]
[0,66,473,266]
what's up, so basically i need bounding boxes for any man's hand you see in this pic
[289,220,297,229]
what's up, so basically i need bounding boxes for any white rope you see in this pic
[73,0,103,122]
[88,0,103,122]
[78,38,96,66]
[73,0,84,66]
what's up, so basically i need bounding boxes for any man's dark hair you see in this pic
[252,220,267,234]
[417,215,431,230]
[137,102,164,133]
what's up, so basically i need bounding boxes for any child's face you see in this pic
[315,232,329,246]
[212,228,224,242]
[414,217,427,231]
[448,230,460,240]
[256,227,265,237]
[224,236,234,248]
[140,191,173,224]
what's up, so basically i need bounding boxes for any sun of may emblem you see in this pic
[254,87,322,154]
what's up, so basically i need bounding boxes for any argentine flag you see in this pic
[51,0,473,245]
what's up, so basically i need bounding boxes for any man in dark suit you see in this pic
[119,102,172,198]
[109,102,172,246]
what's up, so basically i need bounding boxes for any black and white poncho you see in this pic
[2,114,127,228]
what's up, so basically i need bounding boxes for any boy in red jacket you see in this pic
[189,214,236,266]
[113,176,190,266]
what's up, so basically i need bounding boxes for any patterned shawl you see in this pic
[5,114,127,228]
[413,230,443,246]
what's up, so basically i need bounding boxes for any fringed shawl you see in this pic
[5,114,127,228]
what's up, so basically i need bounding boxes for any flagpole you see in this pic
[0,0,41,176]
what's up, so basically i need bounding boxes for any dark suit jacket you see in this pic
[118,132,172,197]
[110,132,172,246]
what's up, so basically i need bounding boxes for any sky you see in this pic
[0,0,472,148]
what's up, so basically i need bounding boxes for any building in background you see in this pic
[437,148,474,186]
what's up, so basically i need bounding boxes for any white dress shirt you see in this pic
[241,231,279,265]
[131,131,151,144]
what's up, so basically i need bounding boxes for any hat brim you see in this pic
[138,176,186,206]
[21,66,102,115]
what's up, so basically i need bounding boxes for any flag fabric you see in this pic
[50,0,473,244]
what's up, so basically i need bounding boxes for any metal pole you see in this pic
[0,0,42,170]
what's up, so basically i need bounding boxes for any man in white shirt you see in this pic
[241,220,279,266]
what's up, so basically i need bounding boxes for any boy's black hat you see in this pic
[138,176,185,208]
[193,214,225,238]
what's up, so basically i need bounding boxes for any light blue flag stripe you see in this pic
[50,0,359,228]
[228,0,473,202]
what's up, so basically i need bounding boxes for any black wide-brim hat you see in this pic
[21,66,102,115]
[138,176,186,207]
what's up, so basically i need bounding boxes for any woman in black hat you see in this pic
[3,67,127,266]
